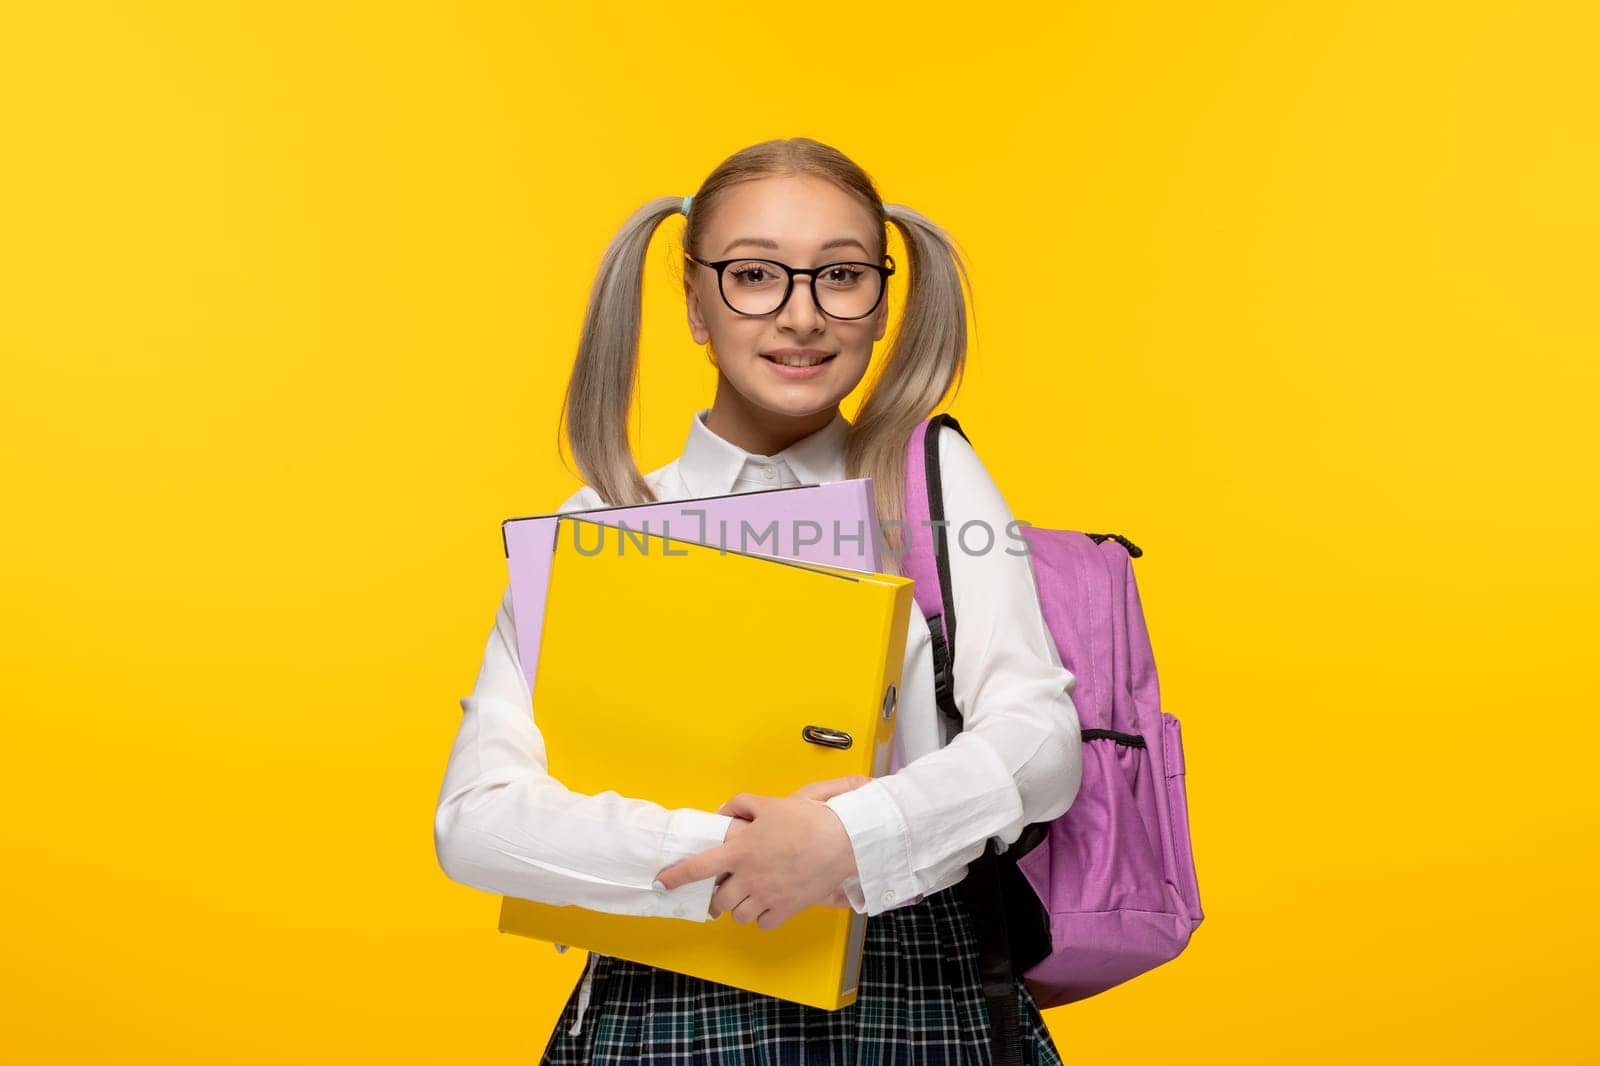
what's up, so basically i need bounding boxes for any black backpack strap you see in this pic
[923,413,966,725]
[919,414,1027,1066]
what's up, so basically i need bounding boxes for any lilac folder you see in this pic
[502,479,884,691]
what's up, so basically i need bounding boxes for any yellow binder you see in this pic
[497,516,914,1011]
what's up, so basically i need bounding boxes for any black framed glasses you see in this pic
[685,253,896,320]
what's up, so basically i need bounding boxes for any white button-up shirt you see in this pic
[434,407,1082,925]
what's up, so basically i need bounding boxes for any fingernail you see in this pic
[651,879,666,893]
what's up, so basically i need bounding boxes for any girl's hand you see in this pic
[655,776,870,928]
[774,775,869,909]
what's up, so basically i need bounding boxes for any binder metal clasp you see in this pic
[801,725,853,750]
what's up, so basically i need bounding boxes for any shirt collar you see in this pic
[677,406,851,498]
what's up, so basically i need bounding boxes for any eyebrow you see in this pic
[719,236,872,257]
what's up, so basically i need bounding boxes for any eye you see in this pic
[820,265,865,287]
[727,261,782,286]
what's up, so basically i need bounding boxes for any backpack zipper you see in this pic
[1087,531,1143,557]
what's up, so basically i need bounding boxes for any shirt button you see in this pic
[762,468,775,480]
[673,905,687,918]
[881,889,897,905]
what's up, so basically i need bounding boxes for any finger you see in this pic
[709,873,743,920]
[791,775,871,803]
[721,793,764,820]
[655,844,726,892]
[730,893,763,926]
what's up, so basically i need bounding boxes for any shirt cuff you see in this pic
[824,779,920,915]
[645,807,733,923]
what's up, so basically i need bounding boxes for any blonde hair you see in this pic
[556,136,974,571]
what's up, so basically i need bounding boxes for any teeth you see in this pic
[770,354,829,367]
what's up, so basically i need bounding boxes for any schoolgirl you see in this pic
[435,136,1082,1064]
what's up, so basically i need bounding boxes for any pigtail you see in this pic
[847,202,975,570]
[556,196,686,506]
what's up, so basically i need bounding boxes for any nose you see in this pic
[776,273,825,333]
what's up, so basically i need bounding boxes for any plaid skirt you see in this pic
[538,882,1064,1065]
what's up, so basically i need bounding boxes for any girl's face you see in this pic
[685,175,889,432]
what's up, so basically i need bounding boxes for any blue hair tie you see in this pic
[681,195,693,217]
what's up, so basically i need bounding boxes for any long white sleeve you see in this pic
[433,486,736,922]
[825,426,1084,915]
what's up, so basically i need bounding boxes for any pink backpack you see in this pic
[900,415,1205,1064]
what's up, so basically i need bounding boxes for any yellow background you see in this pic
[2,2,1594,1062]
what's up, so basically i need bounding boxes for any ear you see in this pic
[686,275,711,345]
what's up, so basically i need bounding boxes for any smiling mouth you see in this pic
[761,353,837,368]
